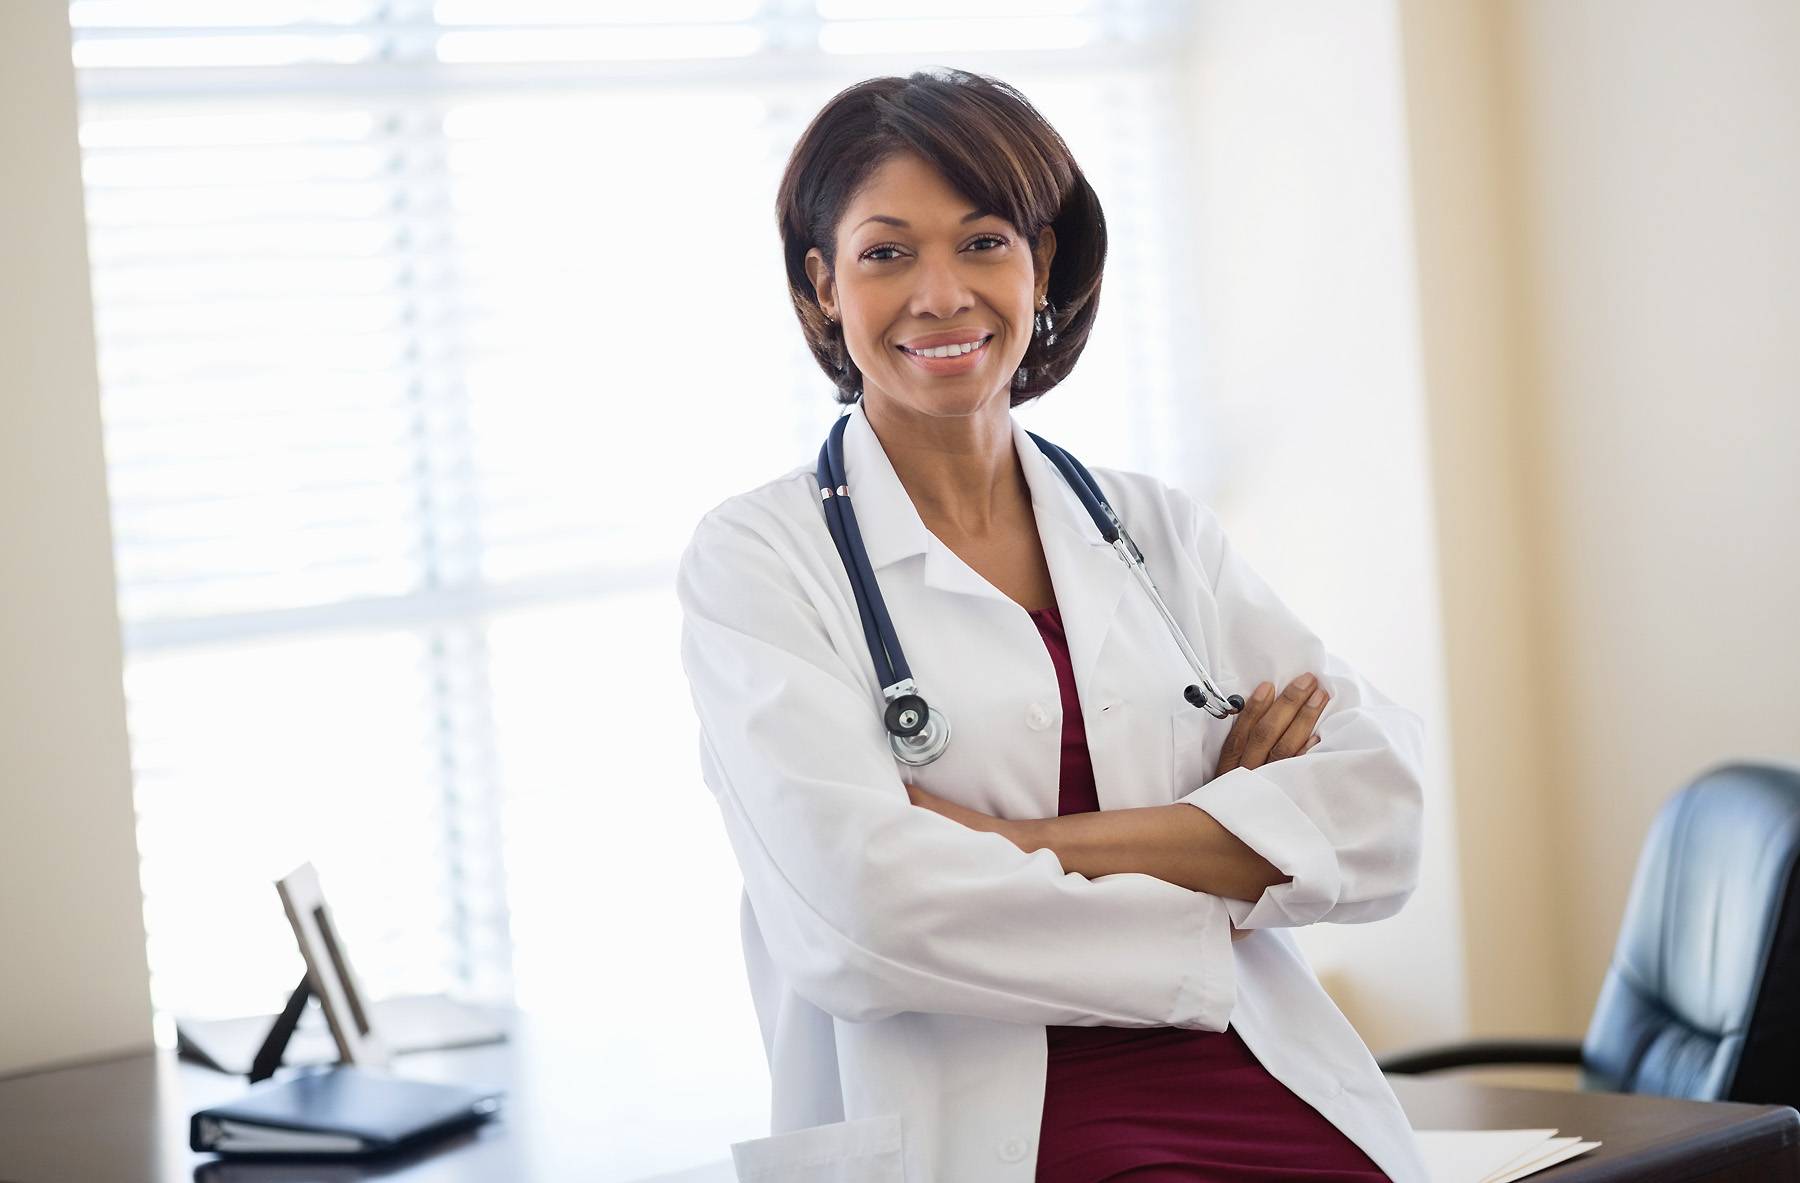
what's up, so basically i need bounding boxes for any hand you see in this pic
[1214,673,1329,776]
[1230,920,1250,943]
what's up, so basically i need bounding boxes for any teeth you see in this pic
[904,336,988,359]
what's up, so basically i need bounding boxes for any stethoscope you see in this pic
[815,411,1245,767]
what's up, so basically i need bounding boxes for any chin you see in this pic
[885,366,1015,408]
[898,385,1003,418]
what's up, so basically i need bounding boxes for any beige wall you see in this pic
[1500,0,1800,1029]
[1396,0,1567,1041]
[1190,0,1800,1059]
[1399,0,1800,1043]
[0,2,155,1075]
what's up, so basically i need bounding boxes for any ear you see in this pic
[803,247,838,321]
[1031,226,1058,303]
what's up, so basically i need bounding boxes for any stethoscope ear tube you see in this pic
[1029,433,1243,721]
[1186,684,1247,717]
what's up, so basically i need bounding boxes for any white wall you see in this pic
[0,0,154,1076]
[1182,0,1467,1051]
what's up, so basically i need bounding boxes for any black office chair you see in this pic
[1380,761,1800,1109]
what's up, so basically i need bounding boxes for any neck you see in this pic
[862,394,1026,536]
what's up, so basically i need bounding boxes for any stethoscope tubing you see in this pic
[1029,431,1240,717]
[815,410,1241,765]
[819,417,911,688]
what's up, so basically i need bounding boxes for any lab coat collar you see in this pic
[838,399,1129,691]
[839,399,1112,573]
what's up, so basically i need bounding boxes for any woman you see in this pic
[676,69,1427,1182]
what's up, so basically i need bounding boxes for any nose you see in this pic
[907,249,975,321]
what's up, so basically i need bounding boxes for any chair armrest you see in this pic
[1378,1038,1584,1074]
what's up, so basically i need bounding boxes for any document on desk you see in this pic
[1414,1128,1601,1183]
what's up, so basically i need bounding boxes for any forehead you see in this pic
[841,152,990,232]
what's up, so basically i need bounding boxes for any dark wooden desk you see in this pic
[1390,1074,1800,1182]
[0,1010,551,1182]
[2,1015,1796,1182]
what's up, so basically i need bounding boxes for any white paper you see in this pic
[1490,1139,1601,1183]
[1414,1128,1602,1183]
[1484,1135,1581,1179]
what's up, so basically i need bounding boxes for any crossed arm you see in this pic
[905,672,1332,902]
[906,785,1289,902]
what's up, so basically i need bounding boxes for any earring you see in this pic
[824,315,847,373]
[1034,296,1059,348]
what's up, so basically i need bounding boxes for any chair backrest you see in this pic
[1581,762,1800,1106]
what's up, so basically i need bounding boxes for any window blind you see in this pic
[70,2,1204,1172]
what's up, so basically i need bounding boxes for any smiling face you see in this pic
[805,151,1056,422]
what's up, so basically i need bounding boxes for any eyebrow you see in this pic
[853,209,994,232]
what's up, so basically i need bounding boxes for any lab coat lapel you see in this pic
[838,402,1130,693]
[840,403,1000,603]
[1011,415,1130,703]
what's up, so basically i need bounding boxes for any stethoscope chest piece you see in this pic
[884,691,930,738]
[887,695,950,766]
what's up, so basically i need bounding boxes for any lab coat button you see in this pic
[998,1135,1029,1162]
[1026,703,1051,730]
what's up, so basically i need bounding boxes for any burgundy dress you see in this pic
[1027,604,1389,1183]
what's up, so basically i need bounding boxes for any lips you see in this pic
[896,332,994,357]
[896,333,993,374]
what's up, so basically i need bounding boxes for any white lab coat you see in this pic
[676,399,1429,1183]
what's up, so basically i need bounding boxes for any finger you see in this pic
[1242,674,1319,769]
[1304,735,1321,752]
[1214,682,1269,773]
[1268,683,1330,760]
[1215,682,1272,774]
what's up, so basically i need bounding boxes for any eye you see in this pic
[859,234,1010,263]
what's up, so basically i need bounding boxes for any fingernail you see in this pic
[1253,683,1272,703]
[1295,673,1317,692]
[1307,688,1325,709]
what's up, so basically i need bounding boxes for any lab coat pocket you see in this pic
[730,1112,905,1182]
[1169,702,1222,798]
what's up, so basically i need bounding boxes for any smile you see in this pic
[896,334,993,373]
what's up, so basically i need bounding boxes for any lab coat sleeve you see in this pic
[1168,492,1425,930]
[676,507,1236,1029]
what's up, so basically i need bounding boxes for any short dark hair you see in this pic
[775,67,1108,406]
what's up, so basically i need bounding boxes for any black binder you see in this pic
[190,1066,502,1157]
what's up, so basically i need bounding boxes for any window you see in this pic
[70,1,1205,1174]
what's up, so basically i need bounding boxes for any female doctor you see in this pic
[676,69,1429,1182]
